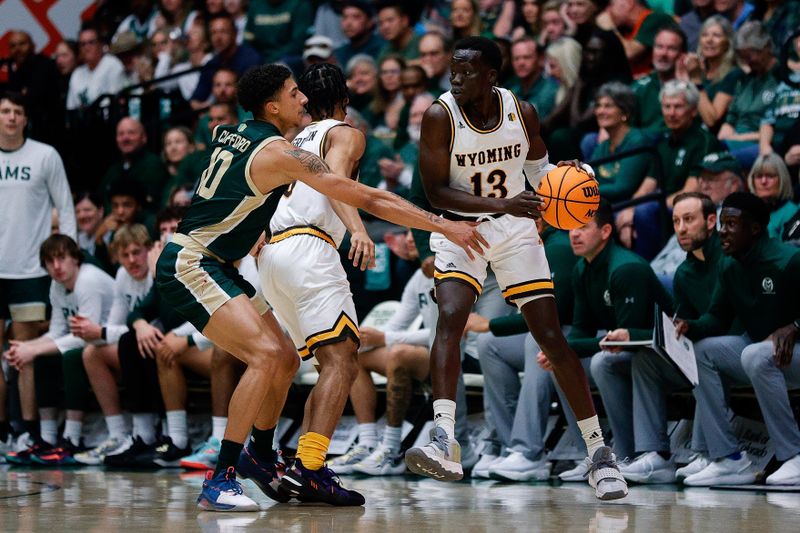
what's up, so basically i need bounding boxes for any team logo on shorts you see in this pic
[762,277,775,294]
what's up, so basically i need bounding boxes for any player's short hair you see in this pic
[40,234,83,267]
[0,90,28,116]
[238,64,293,118]
[453,36,503,72]
[299,63,349,120]
[673,191,716,220]
[157,205,187,228]
[111,223,152,253]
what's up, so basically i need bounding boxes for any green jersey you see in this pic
[177,120,289,262]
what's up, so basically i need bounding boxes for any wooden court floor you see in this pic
[1,467,799,532]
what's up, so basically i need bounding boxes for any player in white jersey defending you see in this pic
[0,91,76,454]
[255,63,376,505]
[403,37,627,500]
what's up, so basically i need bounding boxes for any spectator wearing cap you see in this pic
[508,36,559,120]
[190,13,260,109]
[99,117,169,214]
[67,26,126,110]
[285,35,338,79]
[718,21,780,169]
[589,82,651,203]
[650,151,744,291]
[747,153,799,240]
[377,2,421,62]
[675,192,800,487]
[335,1,386,68]
[110,32,149,90]
[616,79,719,259]
[632,27,686,133]
[244,0,314,63]
[605,0,679,77]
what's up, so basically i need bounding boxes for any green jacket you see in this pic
[244,0,314,63]
[649,121,719,195]
[567,241,674,357]
[673,231,723,320]
[591,127,651,203]
[687,236,800,342]
[507,73,559,121]
[100,149,170,210]
[127,284,185,332]
[726,64,780,134]
[631,72,665,132]
[488,226,579,336]
[378,33,422,63]
[767,200,800,241]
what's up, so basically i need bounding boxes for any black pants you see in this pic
[118,330,163,414]
[34,348,90,411]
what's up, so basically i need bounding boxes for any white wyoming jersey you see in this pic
[270,119,350,247]
[437,87,530,217]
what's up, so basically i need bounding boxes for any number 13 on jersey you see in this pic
[469,169,508,198]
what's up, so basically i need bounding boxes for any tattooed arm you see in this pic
[262,143,489,259]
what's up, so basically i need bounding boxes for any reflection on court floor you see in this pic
[1,468,799,532]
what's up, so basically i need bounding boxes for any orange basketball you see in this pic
[536,166,600,230]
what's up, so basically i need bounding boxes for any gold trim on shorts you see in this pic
[305,311,360,354]
[501,279,555,304]
[269,225,336,248]
[433,267,483,296]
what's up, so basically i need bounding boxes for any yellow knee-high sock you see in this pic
[296,432,330,470]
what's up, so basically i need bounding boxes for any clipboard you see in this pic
[652,308,699,387]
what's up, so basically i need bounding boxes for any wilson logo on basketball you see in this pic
[582,186,599,198]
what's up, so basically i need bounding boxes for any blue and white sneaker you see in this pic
[236,445,290,502]
[197,466,259,512]
[181,437,220,471]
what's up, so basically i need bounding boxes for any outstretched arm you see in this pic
[421,102,541,217]
[259,142,488,259]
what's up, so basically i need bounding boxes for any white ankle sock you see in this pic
[382,425,402,453]
[433,399,457,439]
[105,414,128,440]
[63,420,82,446]
[577,415,605,458]
[358,423,378,449]
[166,410,188,449]
[132,413,157,445]
[211,416,227,442]
[40,419,58,445]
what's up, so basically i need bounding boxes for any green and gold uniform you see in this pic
[156,120,288,330]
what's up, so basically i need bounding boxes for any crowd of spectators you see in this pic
[1,0,799,486]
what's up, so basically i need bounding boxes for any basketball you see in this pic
[536,165,600,230]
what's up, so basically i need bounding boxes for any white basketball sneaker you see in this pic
[619,451,677,484]
[586,446,629,501]
[352,444,406,476]
[472,453,501,479]
[405,426,463,481]
[489,451,551,482]
[326,443,373,474]
[676,454,711,480]
[683,453,755,486]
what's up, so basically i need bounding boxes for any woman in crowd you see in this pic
[451,0,484,40]
[538,0,569,46]
[512,0,542,40]
[590,82,651,204]
[74,191,106,257]
[346,54,379,126]
[371,55,407,132]
[545,36,582,109]
[676,15,741,132]
[747,153,799,239]
[162,126,195,177]
[156,0,200,39]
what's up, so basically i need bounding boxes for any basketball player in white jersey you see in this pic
[403,37,628,501]
[255,63,375,505]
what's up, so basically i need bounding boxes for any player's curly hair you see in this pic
[298,63,348,120]
[453,36,502,72]
[237,64,293,118]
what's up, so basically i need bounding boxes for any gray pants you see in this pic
[477,331,553,460]
[694,335,800,461]
[588,351,635,459]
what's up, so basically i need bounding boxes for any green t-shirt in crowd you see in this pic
[591,127,651,203]
[761,81,800,153]
[631,71,665,132]
[687,236,800,342]
[725,64,781,134]
[244,0,314,63]
[378,32,422,63]
[649,120,719,195]
[567,241,674,357]
[507,73,559,121]
[99,149,170,210]
[703,67,743,102]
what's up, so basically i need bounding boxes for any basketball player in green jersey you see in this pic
[403,37,627,501]
[155,64,486,512]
